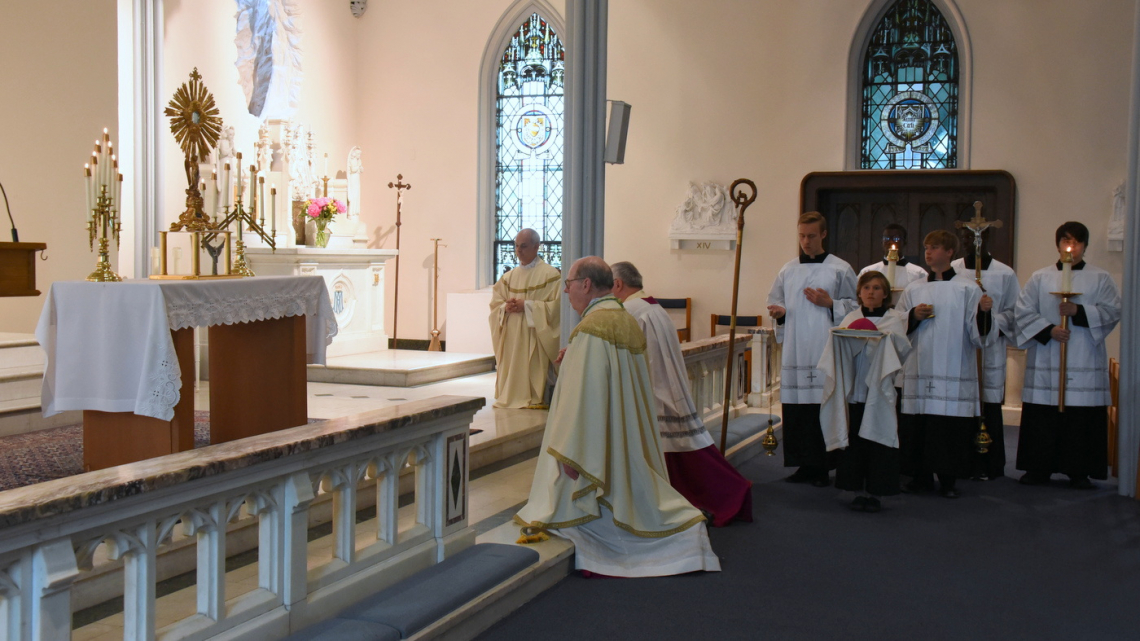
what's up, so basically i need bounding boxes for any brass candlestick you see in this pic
[428,238,446,351]
[87,185,122,282]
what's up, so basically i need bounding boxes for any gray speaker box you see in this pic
[605,100,631,164]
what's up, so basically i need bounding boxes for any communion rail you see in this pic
[682,334,753,426]
[0,395,483,641]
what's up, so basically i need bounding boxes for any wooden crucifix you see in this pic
[387,174,411,347]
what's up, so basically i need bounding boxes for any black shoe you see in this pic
[971,473,991,482]
[785,468,813,483]
[1069,477,1095,490]
[940,488,960,499]
[849,496,868,512]
[811,476,831,488]
[1019,472,1049,486]
[864,497,882,513]
[902,479,932,494]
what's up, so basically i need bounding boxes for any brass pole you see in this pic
[159,231,168,275]
[719,179,757,453]
[429,238,445,351]
[1058,293,1073,412]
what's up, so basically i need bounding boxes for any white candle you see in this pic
[271,185,277,237]
[223,163,232,209]
[84,164,93,221]
[258,176,265,220]
[115,173,123,211]
[323,152,329,178]
[1061,247,1073,293]
[236,152,244,200]
[209,171,218,217]
[886,244,898,288]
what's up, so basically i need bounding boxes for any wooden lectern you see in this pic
[0,242,47,296]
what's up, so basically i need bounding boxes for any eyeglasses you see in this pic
[564,277,586,289]
[882,236,904,243]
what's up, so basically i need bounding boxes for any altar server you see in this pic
[897,230,989,498]
[489,229,560,409]
[767,211,859,487]
[1015,222,1120,489]
[858,223,928,290]
[611,261,752,526]
[952,227,1021,480]
[822,271,911,512]
[516,257,719,577]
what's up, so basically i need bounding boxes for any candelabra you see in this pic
[86,183,122,282]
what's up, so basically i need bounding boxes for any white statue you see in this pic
[235,0,303,120]
[256,121,272,171]
[669,181,735,234]
[347,146,363,220]
[1108,181,1125,252]
[289,124,309,201]
[216,125,236,172]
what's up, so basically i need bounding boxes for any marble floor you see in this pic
[307,349,497,387]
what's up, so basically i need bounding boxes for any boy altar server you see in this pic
[767,212,859,487]
[611,261,753,526]
[859,222,928,290]
[897,230,991,498]
[1015,222,1121,489]
[951,227,1020,480]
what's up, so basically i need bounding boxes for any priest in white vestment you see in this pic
[516,257,719,577]
[951,229,1021,480]
[896,230,987,498]
[1014,222,1121,489]
[767,211,858,487]
[858,222,928,291]
[489,229,561,409]
[611,261,752,526]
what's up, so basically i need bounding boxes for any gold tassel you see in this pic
[516,526,550,545]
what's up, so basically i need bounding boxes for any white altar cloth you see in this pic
[36,276,337,422]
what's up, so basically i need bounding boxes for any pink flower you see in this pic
[307,203,320,217]
[335,200,347,213]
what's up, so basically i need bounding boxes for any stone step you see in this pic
[307,350,496,388]
[0,333,42,372]
[0,365,43,403]
[0,398,81,438]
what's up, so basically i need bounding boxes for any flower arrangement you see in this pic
[304,197,346,247]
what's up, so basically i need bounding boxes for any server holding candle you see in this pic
[859,223,928,291]
[1014,222,1121,489]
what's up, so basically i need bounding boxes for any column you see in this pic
[1118,1,1140,498]
[560,0,608,344]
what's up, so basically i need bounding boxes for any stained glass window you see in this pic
[494,13,564,280]
[861,0,958,169]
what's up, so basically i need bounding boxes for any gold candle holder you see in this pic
[149,230,242,280]
[231,239,255,277]
[86,185,122,282]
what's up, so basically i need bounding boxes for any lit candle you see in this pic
[90,154,100,201]
[84,164,93,221]
[271,185,277,237]
[1061,246,1073,293]
[886,244,898,288]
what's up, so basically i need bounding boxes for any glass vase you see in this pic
[315,222,330,248]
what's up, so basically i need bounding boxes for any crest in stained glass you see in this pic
[494,13,564,281]
[861,0,958,169]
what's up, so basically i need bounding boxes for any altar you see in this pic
[36,276,337,470]
[247,247,397,357]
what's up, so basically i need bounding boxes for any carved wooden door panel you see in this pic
[802,171,1016,272]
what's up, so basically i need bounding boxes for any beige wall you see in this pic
[162,0,360,234]
[0,1,119,333]
[4,0,1133,360]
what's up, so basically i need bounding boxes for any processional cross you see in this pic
[955,201,1002,450]
[387,174,412,347]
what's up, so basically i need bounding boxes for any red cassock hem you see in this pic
[664,446,754,527]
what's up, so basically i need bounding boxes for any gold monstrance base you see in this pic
[231,239,256,277]
[86,238,122,282]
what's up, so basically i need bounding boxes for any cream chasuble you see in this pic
[488,258,561,409]
[767,254,859,404]
[897,277,984,417]
[951,257,1021,403]
[515,297,718,577]
[623,291,714,453]
[1014,263,1121,407]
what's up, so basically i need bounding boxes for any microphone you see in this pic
[1,180,17,242]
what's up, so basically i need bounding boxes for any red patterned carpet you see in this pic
[0,412,316,492]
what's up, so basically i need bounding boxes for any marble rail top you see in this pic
[0,395,485,531]
[680,333,753,358]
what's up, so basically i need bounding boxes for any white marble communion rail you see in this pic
[682,334,753,427]
[0,395,483,641]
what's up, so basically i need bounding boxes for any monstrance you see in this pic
[165,68,222,233]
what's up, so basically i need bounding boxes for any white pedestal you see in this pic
[446,290,494,354]
[248,248,398,358]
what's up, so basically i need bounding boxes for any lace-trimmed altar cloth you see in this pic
[36,276,338,422]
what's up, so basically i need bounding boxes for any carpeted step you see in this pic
[286,543,539,640]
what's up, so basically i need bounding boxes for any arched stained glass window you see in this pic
[861,0,958,169]
[494,13,564,279]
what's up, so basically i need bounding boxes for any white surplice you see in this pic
[1014,263,1121,407]
[859,258,928,290]
[767,254,858,405]
[897,276,984,417]
[951,256,1021,403]
[818,309,911,450]
[623,291,714,452]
